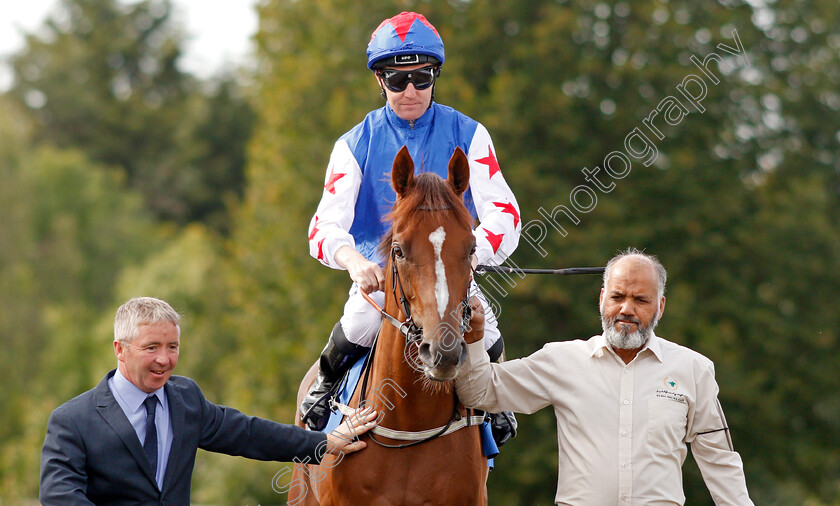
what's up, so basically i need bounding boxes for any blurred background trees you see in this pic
[1,0,838,504]
[6,0,254,228]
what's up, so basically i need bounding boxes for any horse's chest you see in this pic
[326,438,487,505]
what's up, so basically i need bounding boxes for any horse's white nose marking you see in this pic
[429,226,448,319]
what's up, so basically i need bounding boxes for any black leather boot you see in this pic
[300,322,366,431]
[486,337,518,447]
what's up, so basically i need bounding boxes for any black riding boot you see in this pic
[486,337,518,447]
[300,322,366,431]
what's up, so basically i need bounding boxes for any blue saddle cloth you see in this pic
[321,352,498,468]
[323,353,366,434]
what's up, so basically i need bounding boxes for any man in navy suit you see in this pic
[40,296,376,505]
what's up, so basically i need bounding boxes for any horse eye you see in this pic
[469,245,476,256]
[393,245,404,259]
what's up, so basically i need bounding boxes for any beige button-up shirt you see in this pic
[456,334,753,505]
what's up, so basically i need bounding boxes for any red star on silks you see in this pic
[493,201,520,228]
[308,216,321,240]
[324,169,345,195]
[476,147,502,179]
[374,12,440,42]
[484,229,504,254]
[317,238,327,263]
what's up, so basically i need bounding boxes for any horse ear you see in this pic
[392,145,416,197]
[447,147,470,197]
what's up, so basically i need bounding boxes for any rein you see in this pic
[475,264,606,276]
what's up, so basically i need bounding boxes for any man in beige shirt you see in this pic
[457,249,753,505]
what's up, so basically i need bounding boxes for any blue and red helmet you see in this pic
[367,12,445,70]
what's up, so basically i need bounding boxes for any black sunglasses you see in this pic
[376,67,439,93]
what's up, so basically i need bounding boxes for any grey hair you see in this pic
[114,297,181,344]
[602,248,667,300]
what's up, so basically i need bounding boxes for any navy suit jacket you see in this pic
[40,370,326,505]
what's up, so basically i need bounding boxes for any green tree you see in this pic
[6,0,254,226]
[186,76,256,231]
[0,95,163,499]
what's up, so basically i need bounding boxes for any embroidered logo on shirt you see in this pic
[655,377,686,403]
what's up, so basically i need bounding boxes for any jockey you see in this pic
[303,11,521,448]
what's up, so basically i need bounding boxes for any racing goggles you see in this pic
[376,67,439,93]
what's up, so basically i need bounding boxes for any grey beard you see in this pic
[601,312,658,350]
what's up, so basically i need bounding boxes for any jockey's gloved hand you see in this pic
[490,411,518,447]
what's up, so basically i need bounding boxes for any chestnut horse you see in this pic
[289,146,488,505]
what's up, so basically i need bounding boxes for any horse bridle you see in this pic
[353,239,475,449]
[361,243,472,345]
[389,244,473,341]
[388,245,424,345]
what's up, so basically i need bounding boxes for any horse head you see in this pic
[382,145,476,382]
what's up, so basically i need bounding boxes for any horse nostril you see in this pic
[458,340,467,366]
[418,342,433,365]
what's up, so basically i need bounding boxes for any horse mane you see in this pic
[378,172,474,259]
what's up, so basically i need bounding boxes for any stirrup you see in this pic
[300,391,333,431]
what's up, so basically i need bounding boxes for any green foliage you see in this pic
[7,0,254,226]
[0,96,163,499]
[188,77,257,231]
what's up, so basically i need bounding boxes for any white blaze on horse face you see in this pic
[429,226,448,319]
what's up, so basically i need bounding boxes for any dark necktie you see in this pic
[143,395,158,476]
